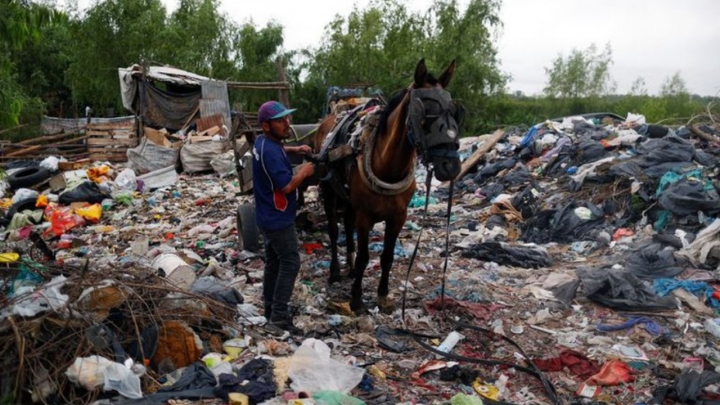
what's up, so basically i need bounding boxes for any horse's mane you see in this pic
[376,72,439,137]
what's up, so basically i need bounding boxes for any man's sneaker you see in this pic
[265,319,302,337]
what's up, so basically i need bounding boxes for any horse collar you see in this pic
[356,126,416,196]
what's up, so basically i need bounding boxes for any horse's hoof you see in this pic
[350,299,364,315]
[328,273,341,284]
[378,296,395,313]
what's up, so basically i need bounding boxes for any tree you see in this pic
[161,0,239,79]
[629,77,648,96]
[660,71,688,97]
[0,0,59,128]
[65,0,169,113]
[302,0,506,130]
[544,43,616,99]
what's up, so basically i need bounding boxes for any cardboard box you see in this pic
[49,169,88,192]
[58,158,91,171]
[144,126,171,147]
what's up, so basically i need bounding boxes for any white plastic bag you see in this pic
[40,156,62,172]
[11,188,39,204]
[113,168,137,193]
[65,355,142,399]
[287,338,365,394]
[210,150,236,178]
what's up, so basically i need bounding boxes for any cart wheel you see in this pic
[237,203,260,252]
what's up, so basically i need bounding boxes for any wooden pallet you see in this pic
[86,117,138,162]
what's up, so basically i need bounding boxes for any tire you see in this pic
[7,167,52,189]
[237,203,260,252]
[6,197,41,221]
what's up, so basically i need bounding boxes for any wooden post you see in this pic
[439,129,505,188]
[276,56,290,107]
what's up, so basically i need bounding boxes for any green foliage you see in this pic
[162,0,239,78]
[303,0,506,131]
[65,0,169,112]
[544,43,616,99]
[1,0,715,138]
[0,0,59,128]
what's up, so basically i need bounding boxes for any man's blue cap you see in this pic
[258,101,296,123]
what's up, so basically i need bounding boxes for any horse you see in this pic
[318,59,463,312]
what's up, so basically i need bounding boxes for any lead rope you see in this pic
[398,169,561,405]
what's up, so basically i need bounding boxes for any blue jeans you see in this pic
[261,225,300,322]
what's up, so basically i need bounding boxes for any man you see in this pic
[252,100,314,336]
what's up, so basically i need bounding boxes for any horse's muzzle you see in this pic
[432,155,461,181]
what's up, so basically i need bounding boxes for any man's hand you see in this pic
[297,162,315,179]
[287,145,312,155]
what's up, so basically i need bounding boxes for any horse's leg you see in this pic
[324,187,342,284]
[351,213,372,312]
[378,216,405,311]
[345,205,356,278]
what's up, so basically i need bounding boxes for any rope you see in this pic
[398,173,561,405]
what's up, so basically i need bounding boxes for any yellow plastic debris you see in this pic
[473,379,499,400]
[0,253,20,263]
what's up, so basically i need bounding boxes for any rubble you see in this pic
[2,111,720,405]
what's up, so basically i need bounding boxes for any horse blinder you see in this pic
[406,88,462,163]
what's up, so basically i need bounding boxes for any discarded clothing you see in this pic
[585,359,634,386]
[532,349,600,380]
[424,296,500,320]
[651,370,720,404]
[460,241,551,268]
[596,316,664,336]
[190,277,244,306]
[576,267,677,311]
[158,362,216,392]
[653,278,720,308]
[214,359,276,404]
[623,243,684,279]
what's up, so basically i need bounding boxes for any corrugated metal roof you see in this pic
[119,64,213,86]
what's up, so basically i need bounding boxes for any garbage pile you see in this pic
[2,111,720,405]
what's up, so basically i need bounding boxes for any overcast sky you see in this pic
[72,0,720,96]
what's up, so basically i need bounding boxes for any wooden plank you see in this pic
[43,134,91,147]
[6,129,86,147]
[690,124,720,144]
[89,152,129,162]
[87,138,138,146]
[86,130,136,137]
[439,129,505,188]
[3,145,43,157]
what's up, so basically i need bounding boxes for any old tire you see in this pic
[237,203,260,252]
[7,167,52,189]
[6,198,41,221]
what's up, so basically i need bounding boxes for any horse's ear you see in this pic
[438,59,457,88]
[414,59,427,88]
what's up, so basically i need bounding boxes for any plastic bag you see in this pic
[312,390,365,405]
[210,150,237,178]
[65,355,142,399]
[44,207,86,237]
[113,168,137,193]
[40,156,60,172]
[288,338,365,394]
[11,188,39,205]
[74,203,103,223]
[59,181,109,205]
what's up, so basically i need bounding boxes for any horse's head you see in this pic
[406,59,463,182]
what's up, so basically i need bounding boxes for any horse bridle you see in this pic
[406,87,465,165]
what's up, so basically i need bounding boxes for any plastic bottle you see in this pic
[436,331,464,355]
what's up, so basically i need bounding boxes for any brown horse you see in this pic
[320,59,463,312]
